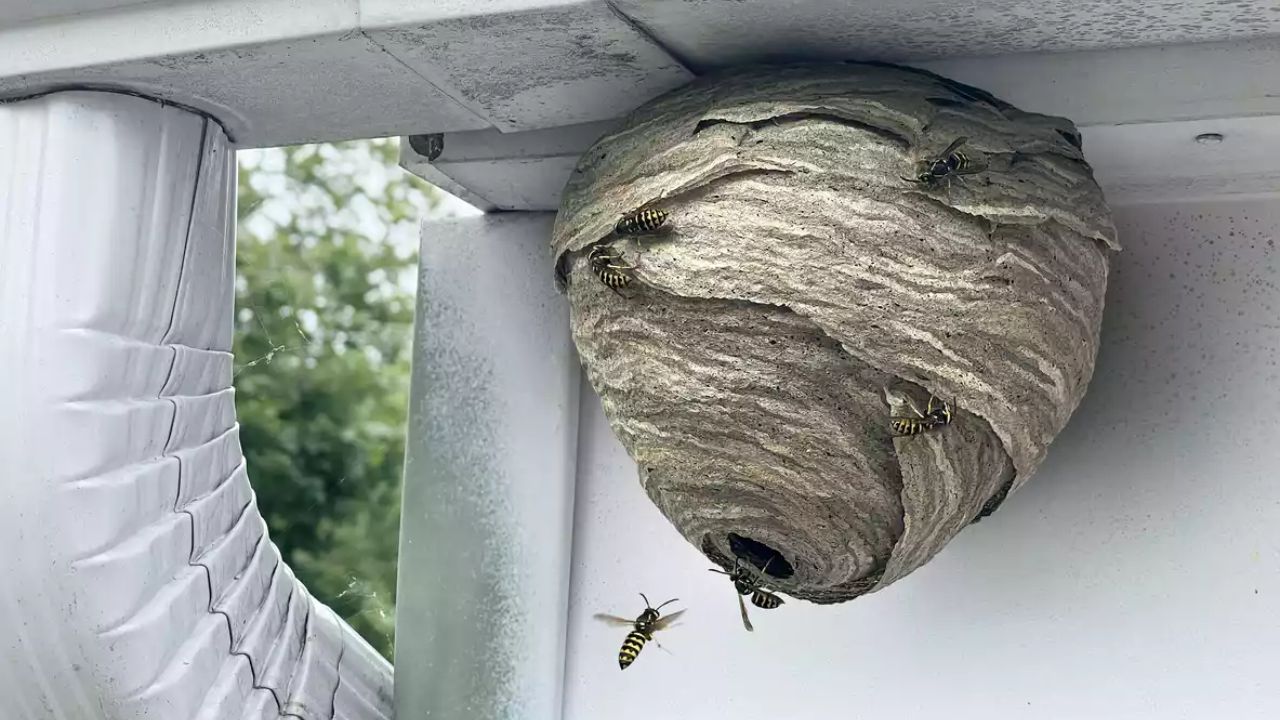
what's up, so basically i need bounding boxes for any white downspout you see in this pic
[0,90,391,720]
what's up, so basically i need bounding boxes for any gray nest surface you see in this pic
[552,63,1118,603]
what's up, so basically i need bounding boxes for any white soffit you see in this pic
[3,0,1279,202]
[361,1,692,132]
[401,33,1280,211]
[611,0,1280,69]
[5,0,1279,147]
[0,0,494,145]
[12,35,495,149]
[0,0,694,146]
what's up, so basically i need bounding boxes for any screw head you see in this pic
[408,133,445,160]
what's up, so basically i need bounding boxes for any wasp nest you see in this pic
[552,63,1117,603]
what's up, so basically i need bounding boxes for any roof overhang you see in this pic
[4,0,1279,206]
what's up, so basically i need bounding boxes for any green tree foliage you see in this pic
[233,139,443,659]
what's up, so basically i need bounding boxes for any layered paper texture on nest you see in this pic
[552,63,1117,602]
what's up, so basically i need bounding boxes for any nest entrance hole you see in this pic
[727,532,795,579]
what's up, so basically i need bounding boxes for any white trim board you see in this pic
[401,114,1280,211]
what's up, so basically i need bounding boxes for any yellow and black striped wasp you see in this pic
[588,244,637,296]
[594,594,684,670]
[615,208,669,236]
[709,557,784,632]
[907,136,986,190]
[889,394,953,437]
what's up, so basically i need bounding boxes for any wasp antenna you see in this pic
[655,597,680,611]
[639,592,652,609]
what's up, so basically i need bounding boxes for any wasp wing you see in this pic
[737,592,755,632]
[938,136,969,157]
[593,613,636,627]
[649,609,686,632]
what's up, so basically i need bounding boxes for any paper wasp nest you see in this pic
[552,63,1117,603]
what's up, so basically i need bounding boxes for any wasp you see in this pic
[907,136,986,189]
[594,594,684,670]
[890,394,953,436]
[588,244,637,295]
[615,208,668,235]
[709,557,784,632]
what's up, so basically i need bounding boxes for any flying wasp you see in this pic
[889,394,953,437]
[907,136,986,189]
[709,557,784,632]
[594,594,684,670]
[588,244,638,296]
[615,208,669,236]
